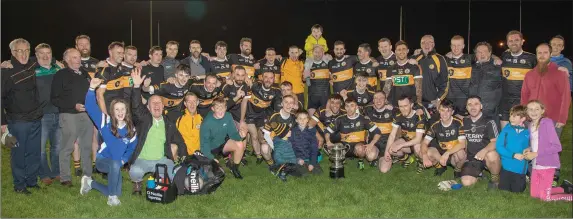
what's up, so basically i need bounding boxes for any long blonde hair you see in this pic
[526,100,545,130]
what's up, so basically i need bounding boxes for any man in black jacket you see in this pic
[128,68,188,195]
[1,38,43,194]
[469,42,502,123]
[51,48,93,187]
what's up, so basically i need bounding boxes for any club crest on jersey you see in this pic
[362,98,368,104]
[226,64,230,68]
[389,60,395,65]
[384,113,390,118]
[341,62,346,67]
[448,69,454,76]
[405,68,410,74]
[520,59,526,64]
[366,68,372,73]
[503,70,511,78]
[460,59,466,64]
[321,63,326,67]
[429,64,435,69]
[356,121,361,127]
[311,72,315,78]
[332,75,338,80]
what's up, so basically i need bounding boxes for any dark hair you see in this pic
[212,96,227,107]
[289,45,299,50]
[175,64,191,75]
[344,96,357,105]
[149,46,162,55]
[536,43,553,53]
[125,45,137,52]
[311,24,323,32]
[329,94,344,102]
[215,41,227,49]
[474,42,492,53]
[205,74,218,81]
[296,110,310,118]
[451,35,465,41]
[374,90,387,97]
[358,43,372,54]
[75,35,90,44]
[466,95,482,104]
[439,99,454,111]
[266,47,275,52]
[280,81,293,87]
[282,94,295,102]
[234,65,246,72]
[506,30,524,40]
[334,40,345,47]
[510,105,527,118]
[240,38,252,46]
[190,40,201,46]
[397,95,412,103]
[109,98,136,139]
[395,40,408,49]
[378,38,391,45]
[108,41,125,50]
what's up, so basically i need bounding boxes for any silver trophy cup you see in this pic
[327,143,349,179]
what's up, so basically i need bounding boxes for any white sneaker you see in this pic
[80,176,93,195]
[107,195,121,206]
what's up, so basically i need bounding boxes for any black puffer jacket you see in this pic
[470,59,503,117]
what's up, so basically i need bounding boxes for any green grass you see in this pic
[2,111,572,218]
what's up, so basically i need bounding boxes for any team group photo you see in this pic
[1,0,572,218]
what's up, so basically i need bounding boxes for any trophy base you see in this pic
[329,167,345,179]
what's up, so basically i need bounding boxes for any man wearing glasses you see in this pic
[1,38,43,194]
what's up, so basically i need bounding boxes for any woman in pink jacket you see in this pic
[524,100,572,202]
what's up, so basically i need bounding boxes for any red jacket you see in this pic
[521,62,571,124]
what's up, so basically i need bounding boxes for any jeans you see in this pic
[59,113,94,181]
[92,157,123,197]
[128,157,174,182]
[8,119,42,190]
[39,113,62,179]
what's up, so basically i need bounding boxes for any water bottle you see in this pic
[147,176,156,189]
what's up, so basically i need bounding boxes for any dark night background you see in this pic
[2,0,572,61]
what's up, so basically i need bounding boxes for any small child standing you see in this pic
[304,24,328,59]
[525,100,572,202]
[290,111,322,175]
[496,105,530,193]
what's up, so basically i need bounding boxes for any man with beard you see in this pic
[222,66,251,123]
[383,40,423,106]
[95,42,125,115]
[256,47,281,85]
[469,42,503,121]
[162,41,181,80]
[461,96,501,189]
[188,74,224,117]
[413,35,449,110]
[211,41,232,82]
[240,71,281,165]
[377,38,397,90]
[521,43,571,187]
[2,38,43,194]
[229,38,256,78]
[499,30,536,128]
[141,46,165,100]
[445,35,473,117]
[181,40,212,79]
[363,91,396,168]
[75,35,103,78]
[354,43,379,89]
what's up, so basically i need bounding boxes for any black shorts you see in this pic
[346,142,364,158]
[500,98,520,121]
[499,168,526,193]
[461,159,486,178]
[245,111,266,127]
[296,93,305,109]
[210,138,231,158]
[372,135,388,157]
[430,142,453,164]
[307,95,328,110]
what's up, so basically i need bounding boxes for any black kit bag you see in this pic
[146,164,177,204]
[173,151,226,195]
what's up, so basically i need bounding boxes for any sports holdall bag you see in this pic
[173,151,226,195]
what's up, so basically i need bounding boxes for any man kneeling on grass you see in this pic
[200,97,247,179]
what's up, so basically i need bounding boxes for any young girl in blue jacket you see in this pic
[80,78,137,206]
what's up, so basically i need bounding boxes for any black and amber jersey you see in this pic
[386,62,422,105]
[329,55,358,94]
[221,83,250,121]
[81,57,99,78]
[463,115,499,158]
[150,82,190,111]
[210,58,232,79]
[363,105,396,136]
[377,53,397,89]
[263,112,295,139]
[245,81,281,114]
[188,80,223,117]
[308,60,331,96]
[141,64,164,87]
[446,54,473,99]
[95,63,132,107]
[312,107,346,133]
[228,54,256,78]
[501,50,537,99]
[270,95,304,115]
[256,60,281,84]
[392,111,426,141]
[425,118,465,151]
[327,114,380,144]
[346,88,375,107]
[354,60,379,88]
